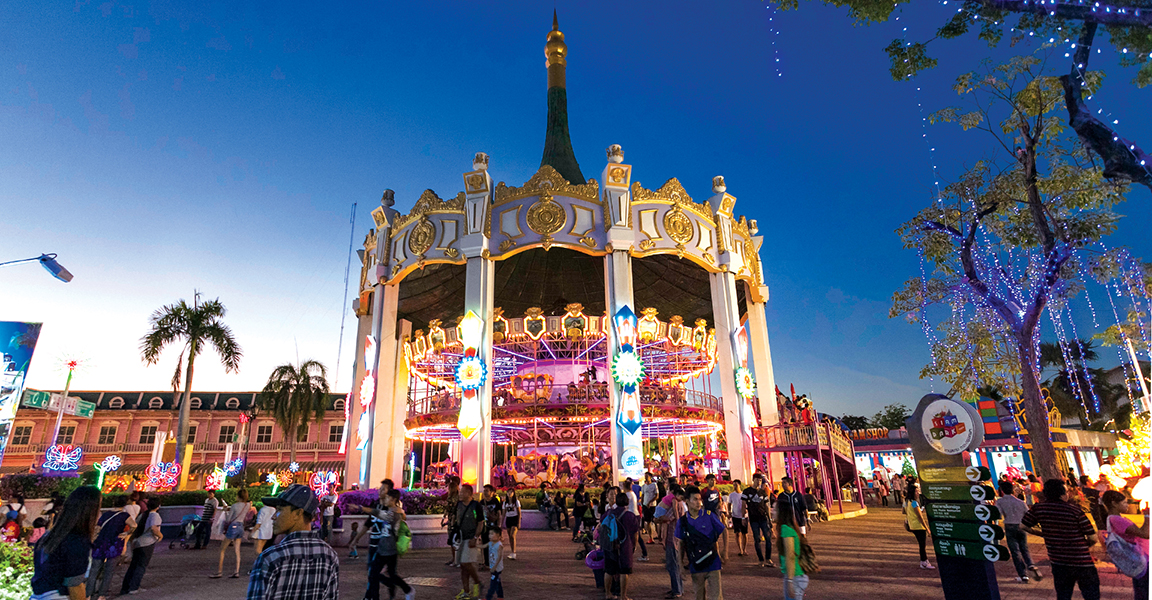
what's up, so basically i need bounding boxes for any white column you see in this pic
[367,283,401,487]
[382,320,413,484]
[343,312,372,483]
[744,293,779,429]
[710,271,753,483]
[459,257,495,486]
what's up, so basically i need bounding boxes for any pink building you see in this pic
[2,390,348,485]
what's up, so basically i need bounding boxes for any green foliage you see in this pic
[841,415,870,430]
[885,40,938,80]
[257,360,330,462]
[869,404,911,430]
[0,474,84,500]
[0,542,32,600]
[99,485,274,508]
[901,458,917,477]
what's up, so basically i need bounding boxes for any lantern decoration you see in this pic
[224,458,245,477]
[613,305,644,436]
[357,334,378,451]
[455,310,486,440]
[206,466,227,491]
[146,462,181,489]
[43,444,83,472]
[94,455,121,488]
[309,470,340,496]
[289,461,301,473]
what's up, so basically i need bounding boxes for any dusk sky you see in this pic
[3,1,1150,419]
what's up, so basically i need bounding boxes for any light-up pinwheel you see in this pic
[146,462,181,489]
[308,470,340,496]
[94,455,121,488]
[43,444,83,472]
[454,311,487,439]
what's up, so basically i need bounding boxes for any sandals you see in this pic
[230,573,240,579]
[209,573,223,579]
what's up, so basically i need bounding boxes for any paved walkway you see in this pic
[115,507,1137,600]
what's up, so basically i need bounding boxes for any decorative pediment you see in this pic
[394,189,467,230]
[631,178,713,220]
[494,164,600,204]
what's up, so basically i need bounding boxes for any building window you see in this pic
[109,397,124,409]
[256,425,273,444]
[11,426,32,446]
[218,425,236,444]
[225,397,240,409]
[333,399,345,412]
[57,426,76,445]
[98,425,117,445]
[138,425,158,444]
[186,425,198,443]
[148,397,164,409]
[328,424,344,443]
[296,425,309,443]
[190,397,202,409]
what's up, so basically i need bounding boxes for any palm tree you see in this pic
[1039,339,1126,429]
[257,360,330,463]
[140,292,242,472]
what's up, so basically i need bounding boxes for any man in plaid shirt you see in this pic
[248,484,340,600]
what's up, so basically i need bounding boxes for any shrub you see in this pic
[99,485,274,508]
[336,488,450,515]
[0,474,84,500]
[0,541,32,600]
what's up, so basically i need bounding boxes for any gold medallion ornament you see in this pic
[663,206,693,245]
[408,218,436,257]
[526,193,567,236]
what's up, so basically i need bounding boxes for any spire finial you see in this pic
[541,12,584,184]
[553,9,559,31]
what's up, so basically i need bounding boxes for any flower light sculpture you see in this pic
[308,470,340,496]
[206,466,226,491]
[266,473,281,495]
[357,335,378,451]
[455,311,487,439]
[146,462,181,489]
[224,458,245,477]
[94,455,122,488]
[289,461,300,473]
[43,444,83,472]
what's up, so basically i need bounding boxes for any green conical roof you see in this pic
[540,12,584,184]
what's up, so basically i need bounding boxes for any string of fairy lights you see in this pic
[896,0,1151,421]
[765,3,782,78]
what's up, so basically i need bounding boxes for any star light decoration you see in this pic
[94,455,122,488]
[455,311,487,439]
[289,461,300,473]
[146,462,181,489]
[612,306,644,435]
[43,444,83,472]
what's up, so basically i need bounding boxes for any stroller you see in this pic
[574,527,596,560]
[170,514,201,549]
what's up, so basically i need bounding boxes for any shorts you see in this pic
[505,516,520,529]
[603,557,632,576]
[456,540,481,564]
[642,506,655,524]
[731,517,747,533]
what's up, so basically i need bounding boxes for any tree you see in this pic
[257,360,330,463]
[140,292,242,474]
[841,414,870,430]
[768,0,1152,189]
[901,457,917,477]
[1040,339,1130,429]
[890,53,1136,481]
[870,403,911,430]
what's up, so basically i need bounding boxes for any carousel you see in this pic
[343,13,782,488]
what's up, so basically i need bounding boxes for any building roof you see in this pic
[29,391,348,412]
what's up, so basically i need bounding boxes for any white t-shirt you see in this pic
[322,494,337,517]
[122,502,141,523]
[728,491,746,519]
[134,511,163,547]
[252,505,277,540]
[640,483,659,507]
[625,490,640,516]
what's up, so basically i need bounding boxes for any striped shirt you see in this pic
[247,530,339,600]
[1020,500,1096,567]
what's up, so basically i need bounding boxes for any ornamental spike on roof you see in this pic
[540,12,585,185]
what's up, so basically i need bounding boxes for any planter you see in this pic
[326,513,447,550]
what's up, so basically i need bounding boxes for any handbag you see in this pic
[397,520,412,556]
[798,538,820,574]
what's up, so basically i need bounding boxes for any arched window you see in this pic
[190,397,202,409]
[333,399,345,412]
[148,397,164,409]
[108,397,125,409]
[225,397,240,409]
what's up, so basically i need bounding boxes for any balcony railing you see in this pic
[753,422,855,459]
[408,382,723,420]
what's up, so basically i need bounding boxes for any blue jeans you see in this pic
[664,544,683,596]
[783,574,809,600]
[1052,564,1100,600]
[1004,524,1035,578]
[749,519,772,562]
[87,556,117,598]
[486,571,503,599]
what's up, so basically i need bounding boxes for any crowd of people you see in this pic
[4,464,1147,600]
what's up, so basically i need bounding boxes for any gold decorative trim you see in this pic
[541,235,554,250]
[663,205,694,245]
[525,193,567,236]
[408,218,435,258]
[498,239,517,252]
[631,178,713,221]
[638,239,656,251]
[579,236,597,248]
[732,216,752,243]
[394,189,466,230]
[494,164,600,204]
[444,248,459,258]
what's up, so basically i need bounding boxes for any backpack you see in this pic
[1105,517,1149,578]
[679,512,719,568]
[600,512,623,557]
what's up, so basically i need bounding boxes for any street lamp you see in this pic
[0,254,74,282]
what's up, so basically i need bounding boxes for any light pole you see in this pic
[0,254,73,282]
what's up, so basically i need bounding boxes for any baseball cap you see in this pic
[262,484,320,515]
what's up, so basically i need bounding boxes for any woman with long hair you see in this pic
[212,488,252,578]
[502,490,522,560]
[120,498,163,594]
[30,486,102,600]
[775,498,810,600]
[904,487,933,569]
[249,500,277,571]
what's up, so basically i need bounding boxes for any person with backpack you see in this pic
[675,485,727,600]
[601,488,639,600]
[212,489,252,579]
[454,484,486,600]
[776,499,811,600]
[4,493,28,541]
[1021,479,1100,600]
[1102,490,1148,600]
[31,486,102,600]
[349,488,414,600]
[87,506,134,600]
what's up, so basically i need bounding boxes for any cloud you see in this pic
[271,66,285,80]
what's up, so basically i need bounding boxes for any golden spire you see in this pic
[545,9,567,89]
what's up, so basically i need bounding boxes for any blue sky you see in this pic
[2,1,1149,418]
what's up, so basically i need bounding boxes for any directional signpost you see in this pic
[907,394,1008,600]
[23,390,95,419]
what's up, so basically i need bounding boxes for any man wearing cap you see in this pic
[247,484,340,600]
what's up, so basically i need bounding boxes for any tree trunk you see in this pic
[289,424,297,464]
[1016,333,1062,481]
[176,343,197,475]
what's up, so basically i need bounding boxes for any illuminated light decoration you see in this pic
[43,444,83,472]
[523,308,547,341]
[428,320,447,354]
[309,470,340,496]
[667,316,687,347]
[357,334,378,451]
[563,303,588,339]
[224,458,245,476]
[613,306,644,436]
[637,308,660,343]
[691,319,708,352]
[735,367,757,399]
[206,466,226,491]
[732,325,757,458]
[94,455,122,488]
[146,462,181,489]
[266,473,280,494]
[289,461,301,472]
[239,412,250,424]
[456,310,486,439]
[491,309,509,343]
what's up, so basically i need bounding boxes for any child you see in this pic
[28,517,48,543]
[484,526,505,600]
[347,520,364,558]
